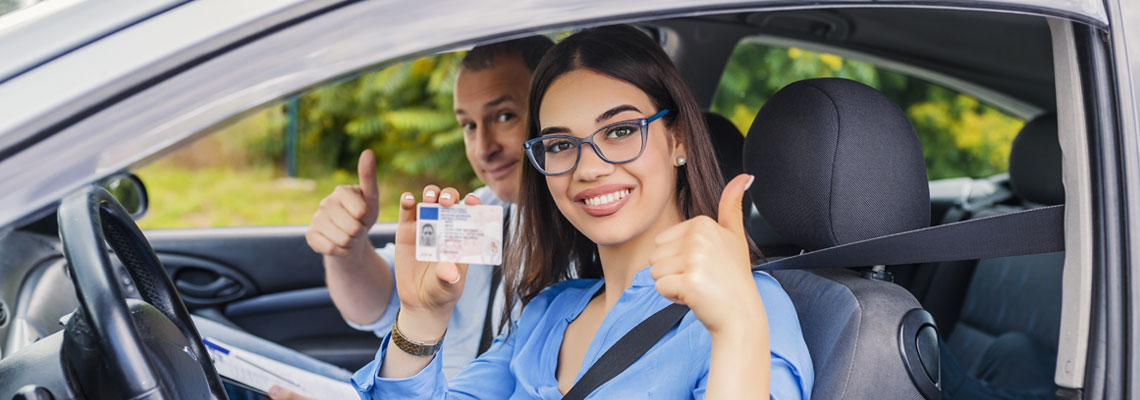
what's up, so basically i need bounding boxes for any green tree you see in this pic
[249,53,478,192]
[711,42,1024,180]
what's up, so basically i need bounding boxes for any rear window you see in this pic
[710,39,1025,180]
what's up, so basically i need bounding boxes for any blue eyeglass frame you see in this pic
[523,109,670,176]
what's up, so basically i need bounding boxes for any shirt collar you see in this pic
[631,265,656,288]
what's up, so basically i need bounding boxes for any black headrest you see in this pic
[704,111,745,183]
[744,78,930,252]
[1008,113,1063,205]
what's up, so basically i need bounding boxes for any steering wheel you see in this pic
[58,185,228,399]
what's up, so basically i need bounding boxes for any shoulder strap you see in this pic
[561,204,1060,399]
[561,303,689,400]
[755,204,1064,271]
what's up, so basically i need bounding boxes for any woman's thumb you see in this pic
[717,174,754,238]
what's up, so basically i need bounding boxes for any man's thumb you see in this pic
[358,149,379,203]
[717,174,754,237]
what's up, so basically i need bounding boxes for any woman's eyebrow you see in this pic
[539,126,570,136]
[596,104,642,123]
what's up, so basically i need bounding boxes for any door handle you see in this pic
[175,275,240,298]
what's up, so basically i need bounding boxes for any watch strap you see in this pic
[390,309,445,357]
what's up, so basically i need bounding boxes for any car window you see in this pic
[135,52,476,229]
[710,39,1026,180]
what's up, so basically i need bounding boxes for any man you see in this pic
[196,36,552,399]
[305,36,549,381]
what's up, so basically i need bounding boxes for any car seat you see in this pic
[918,113,1064,392]
[744,78,941,399]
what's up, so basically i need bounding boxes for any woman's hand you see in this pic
[651,174,771,398]
[649,174,764,337]
[391,186,481,339]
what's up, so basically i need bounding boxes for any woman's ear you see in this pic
[671,138,688,167]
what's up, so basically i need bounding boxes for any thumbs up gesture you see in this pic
[305,150,381,257]
[650,174,765,336]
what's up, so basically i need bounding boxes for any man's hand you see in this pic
[306,150,381,257]
[267,385,314,400]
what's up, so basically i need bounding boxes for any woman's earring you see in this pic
[675,156,687,167]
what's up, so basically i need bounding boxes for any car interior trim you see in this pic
[0,1,1107,233]
[1047,17,1094,391]
[1073,22,1128,399]
[740,34,1043,119]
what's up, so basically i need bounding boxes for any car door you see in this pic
[136,50,475,370]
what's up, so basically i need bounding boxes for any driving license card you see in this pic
[416,203,503,266]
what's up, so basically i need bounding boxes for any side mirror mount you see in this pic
[99,173,148,220]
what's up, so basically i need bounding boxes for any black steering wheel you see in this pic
[58,185,228,399]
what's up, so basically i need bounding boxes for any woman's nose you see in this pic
[573,144,614,181]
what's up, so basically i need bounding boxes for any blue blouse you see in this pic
[352,267,814,399]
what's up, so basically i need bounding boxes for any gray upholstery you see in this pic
[744,78,933,399]
[947,251,1064,372]
[773,269,926,399]
[912,112,1062,392]
[1009,113,1063,206]
[745,78,929,252]
[939,112,1065,382]
[704,111,745,182]
[703,111,753,233]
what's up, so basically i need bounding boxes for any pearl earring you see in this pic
[675,156,687,166]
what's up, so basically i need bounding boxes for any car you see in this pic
[0,0,1136,398]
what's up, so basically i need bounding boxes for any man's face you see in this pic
[454,55,532,204]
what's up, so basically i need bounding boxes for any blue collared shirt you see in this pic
[352,267,814,399]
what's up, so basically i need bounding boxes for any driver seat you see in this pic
[744,78,941,399]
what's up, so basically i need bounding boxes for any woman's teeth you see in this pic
[584,189,630,206]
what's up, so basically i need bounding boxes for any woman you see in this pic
[352,26,813,399]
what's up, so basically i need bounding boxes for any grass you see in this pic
[135,164,405,229]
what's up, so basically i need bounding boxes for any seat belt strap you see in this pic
[477,206,511,355]
[561,303,689,400]
[755,205,1064,271]
[476,266,502,355]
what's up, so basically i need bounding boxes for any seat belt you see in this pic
[563,205,1062,399]
[476,266,502,355]
[477,206,511,355]
[562,303,689,400]
[754,205,1064,271]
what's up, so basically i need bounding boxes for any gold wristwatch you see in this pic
[391,309,445,357]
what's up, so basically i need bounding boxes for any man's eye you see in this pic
[498,113,515,123]
[462,122,477,131]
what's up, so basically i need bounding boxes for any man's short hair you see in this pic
[461,35,555,73]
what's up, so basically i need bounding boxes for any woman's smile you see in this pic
[573,184,636,217]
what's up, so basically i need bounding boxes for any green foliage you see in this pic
[250,53,479,191]
[140,40,1028,229]
[711,42,1024,179]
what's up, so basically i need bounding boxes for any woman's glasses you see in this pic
[524,109,670,176]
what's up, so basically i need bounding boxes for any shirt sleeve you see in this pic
[755,271,814,399]
[351,317,520,399]
[691,272,814,400]
[343,243,401,337]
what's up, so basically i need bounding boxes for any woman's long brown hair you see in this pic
[501,25,762,333]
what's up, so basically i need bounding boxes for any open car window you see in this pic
[710,39,1027,181]
[135,52,476,229]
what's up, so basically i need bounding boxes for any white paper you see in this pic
[204,337,358,400]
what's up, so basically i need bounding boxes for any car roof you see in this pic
[0,0,1109,230]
